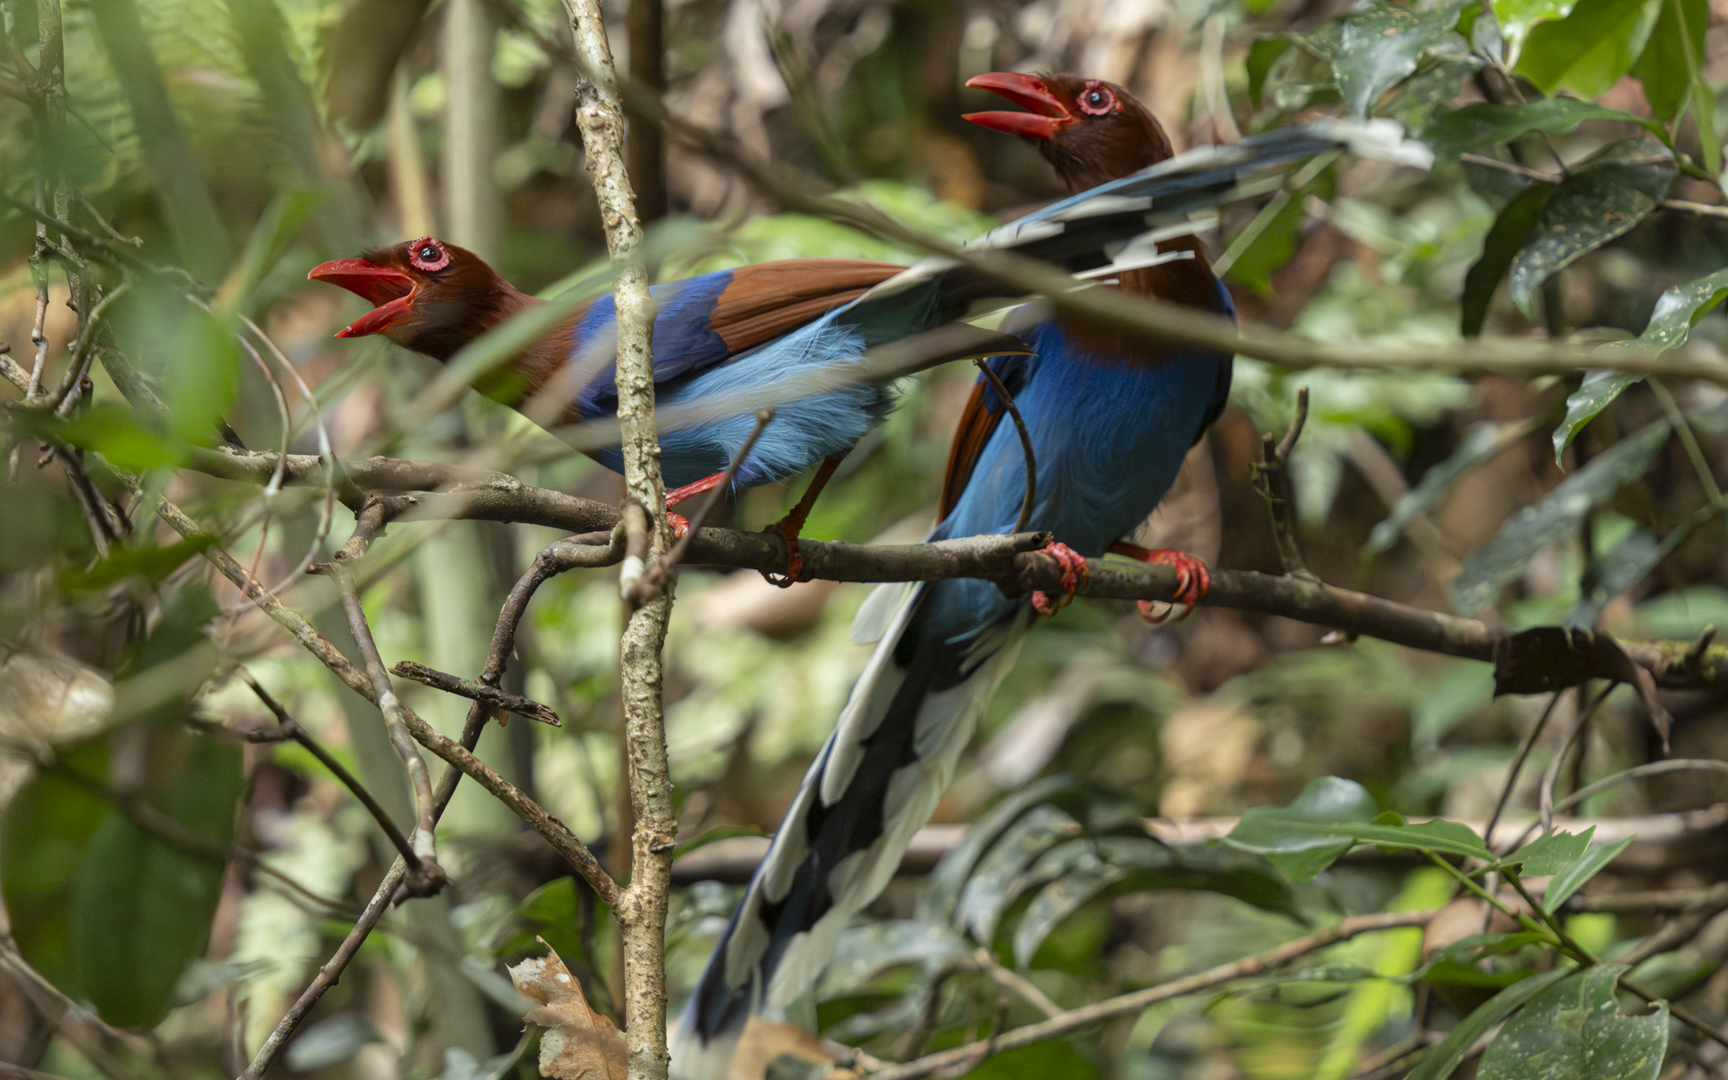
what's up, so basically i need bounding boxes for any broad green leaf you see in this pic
[1545,836,1635,909]
[1225,166,1336,296]
[165,306,242,448]
[1506,827,1595,876]
[71,735,242,1027]
[1,742,111,998]
[1013,864,1122,969]
[1462,184,1553,336]
[1555,266,1728,454]
[219,187,322,316]
[1553,371,1646,459]
[1384,57,1486,129]
[1424,99,1651,160]
[1367,418,1541,553]
[1297,5,1467,119]
[1569,523,1677,629]
[1331,819,1492,861]
[1631,0,1707,119]
[1478,964,1666,1080]
[1508,141,1675,317]
[1515,0,1663,100]
[1226,777,1380,882]
[1494,0,1583,58]
[1451,419,1672,614]
[956,805,1081,944]
[922,776,1077,923]
[1248,37,1296,106]
[59,536,215,594]
[1407,968,1573,1080]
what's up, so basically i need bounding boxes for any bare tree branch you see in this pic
[865,911,1437,1080]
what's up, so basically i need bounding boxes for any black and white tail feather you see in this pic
[668,118,1429,1079]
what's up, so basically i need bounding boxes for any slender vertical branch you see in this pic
[1251,386,1316,581]
[555,5,675,1077]
[626,0,665,221]
[325,560,449,897]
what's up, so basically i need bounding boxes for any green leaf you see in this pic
[58,536,216,594]
[1225,777,1380,882]
[1331,819,1492,861]
[670,824,763,861]
[1554,266,1728,456]
[1569,522,1676,629]
[1545,836,1634,910]
[1506,827,1595,876]
[71,735,242,1027]
[953,1040,1100,1080]
[1553,371,1646,459]
[166,306,242,447]
[1384,57,1487,129]
[24,403,185,473]
[1494,0,1584,58]
[956,805,1081,944]
[1461,183,1553,336]
[1248,37,1296,107]
[1,742,111,998]
[1225,166,1336,296]
[1508,141,1675,317]
[1367,418,1541,554]
[1297,4,1468,119]
[923,776,1078,924]
[1451,419,1672,614]
[221,188,322,316]
[1478,964,1666,1080]
[1407,968,1573,1080]
[1631,0,1708,119]
[1515,0,1663,100]
[1424,99,1651,160]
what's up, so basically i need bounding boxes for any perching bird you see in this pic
[306,112,1387,577]
[669,73,1433,1076]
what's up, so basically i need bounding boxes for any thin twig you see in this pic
[237,669,423,868]
[972,359,1037,534]
[388,660,563,726]
[864,911,1436,1080]
[1486,691,1563,851]
[323,560,446,897]
[972,948,1061,1019]
[1251,387,1316,581]
[1622,980,1728,1051]
[641,405,774,598]
[49,278,128,415]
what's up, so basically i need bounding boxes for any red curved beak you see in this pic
[963,72,1072,142]
[308,259,416,338]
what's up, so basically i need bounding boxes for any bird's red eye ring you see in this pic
[408,237,450,272]
[1078,84,1115,116]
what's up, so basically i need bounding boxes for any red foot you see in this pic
[761,520,804,587]
[668,512,690,540]
[1031,542,1090,617]
[1107,542,1210,623]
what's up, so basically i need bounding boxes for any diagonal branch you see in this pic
[865,911,1437,1080]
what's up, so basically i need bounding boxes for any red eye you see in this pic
[408,238,450,272]
[1079,85,1114,116]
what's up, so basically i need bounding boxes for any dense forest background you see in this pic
[7,0,1728,1076]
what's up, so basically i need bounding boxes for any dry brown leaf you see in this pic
[508,944,627,1080]
[723,1017,837,1080]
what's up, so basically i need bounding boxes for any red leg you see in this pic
[1031,542,1090,617]
[1107,541,1210,623]
[663,472,728,540]
[762,453,846,588]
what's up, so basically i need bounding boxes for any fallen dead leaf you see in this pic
[508,944,628,1080]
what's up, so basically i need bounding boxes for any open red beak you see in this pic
[963,72,1073,142]
[308,259,416,338]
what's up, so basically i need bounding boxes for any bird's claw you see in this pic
[1107,542,1209,623]
[1031,542,1089,617]
[760,521,804,588]
[668,512,690,540]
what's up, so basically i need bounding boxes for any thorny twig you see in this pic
[1251,386,1316,581]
